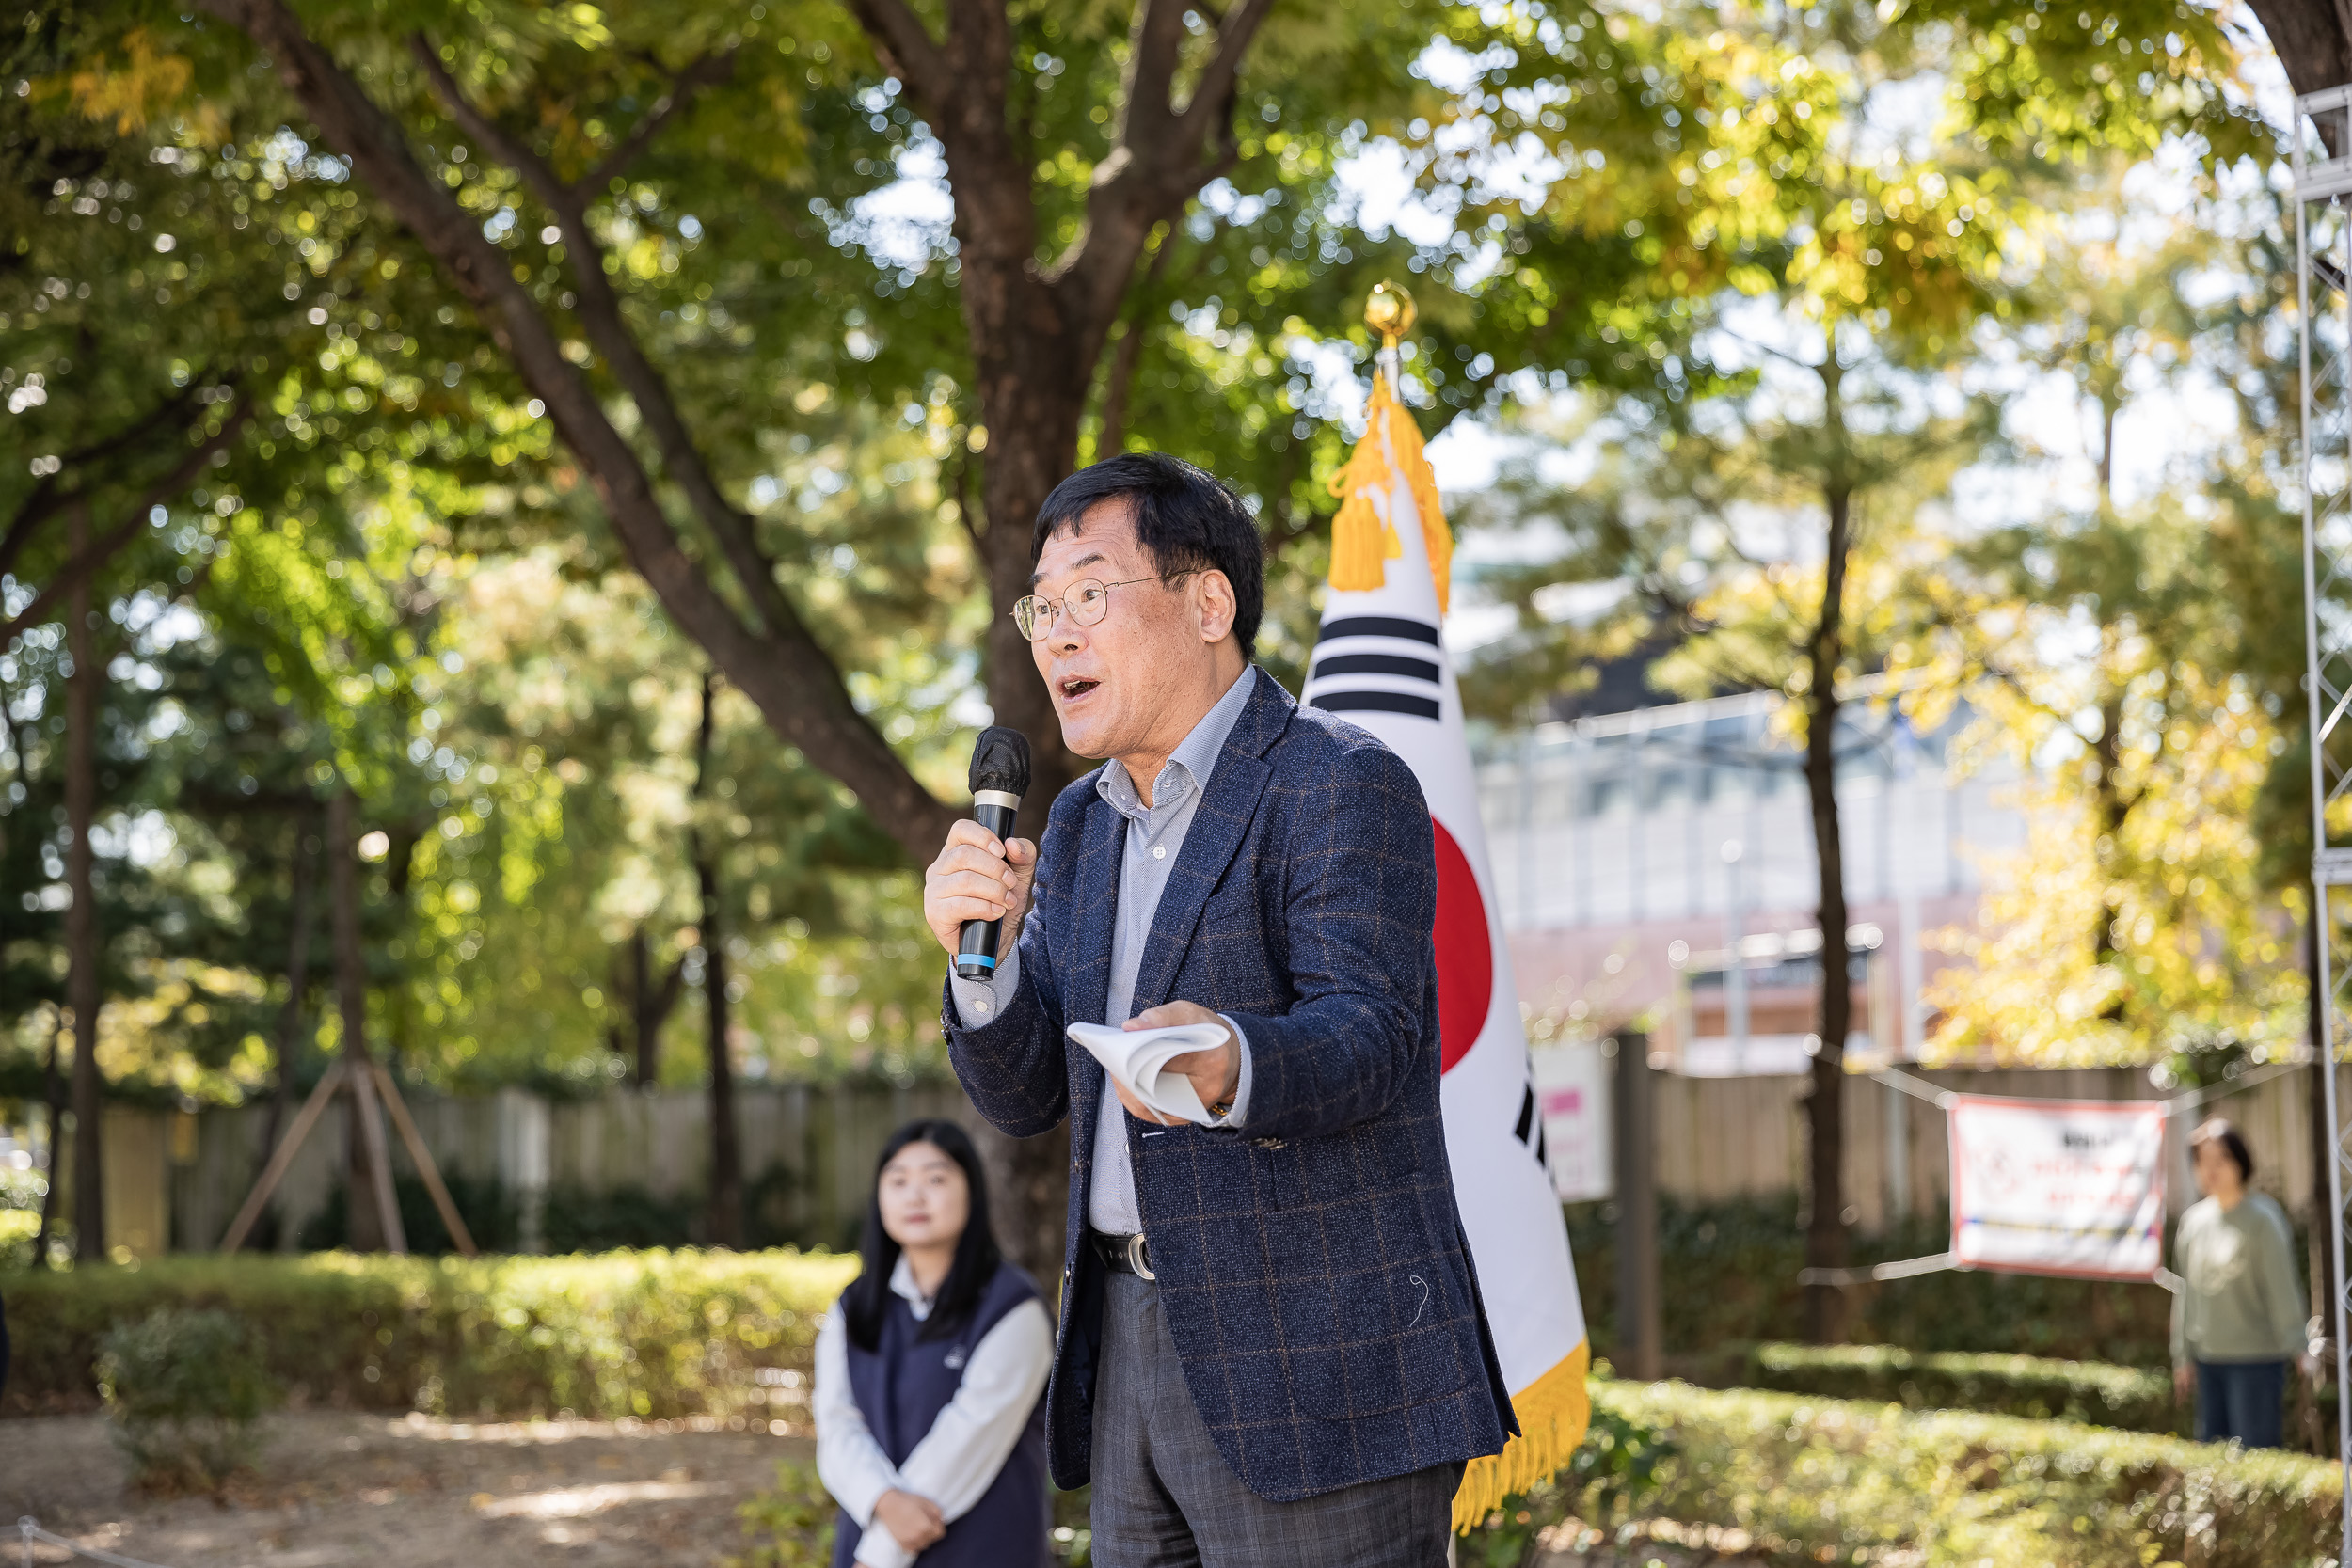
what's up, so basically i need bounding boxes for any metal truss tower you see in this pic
[2296,87,2352,1539]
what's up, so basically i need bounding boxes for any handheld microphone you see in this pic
[956,726,1032,982]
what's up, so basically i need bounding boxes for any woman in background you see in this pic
[815,1119,1053,1568]
[2171,1117,2311,1449]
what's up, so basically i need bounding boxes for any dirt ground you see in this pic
[0,1410,808,1568]
[1535,1524,1778,1567]
[0,1410,1758,1568]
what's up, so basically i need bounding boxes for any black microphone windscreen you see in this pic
[968,726,1032,798]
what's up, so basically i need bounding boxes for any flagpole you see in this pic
[1316,280,1593,1532]
[1365,279,1414,392]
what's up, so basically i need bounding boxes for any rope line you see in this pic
[18,1519,182,1568]
[2161,1059,2303,1118]
[1872,1059,2303,1119]
[1871,1066,1954,1108]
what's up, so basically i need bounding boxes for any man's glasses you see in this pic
[1011,576,1179,641]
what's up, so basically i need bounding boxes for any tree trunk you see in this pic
[631,928,659,1087]
[696,861,742,1246]
[380,820,423,1075]
[328,788,397,1252]
[952,310,1089,1297]
[620,927,686,1089]
[65,506,105,1265]
[692,673,743,1247]
[2091,682,2130,1022]
[257,813,318,1219]
[35,1006,65,1266]
[1802,471,1855,1345]
[2095,395,2119,514]
[972,1120,1072,1290]
[2240,0,2352,123]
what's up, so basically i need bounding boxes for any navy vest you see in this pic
[831,1261,1051,1568]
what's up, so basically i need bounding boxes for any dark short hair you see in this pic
[2189,1117,2254,1183]
[1031,451,1263,652]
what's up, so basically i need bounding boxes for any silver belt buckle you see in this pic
[1124,1232,1155,1281]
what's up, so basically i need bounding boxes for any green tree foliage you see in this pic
[1442,0,2253,1341]
[1915,206,2308,1065]
[0,0,2303,1283]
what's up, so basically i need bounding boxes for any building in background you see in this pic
[1475,686,2026,1077]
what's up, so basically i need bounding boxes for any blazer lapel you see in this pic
[1127,675,1293,1012]
[1063,793,1124,1175]
[1067,792,1125,1032]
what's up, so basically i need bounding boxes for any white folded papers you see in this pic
[1066,1022,1227,1127]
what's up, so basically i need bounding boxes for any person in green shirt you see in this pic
[2170,1118,2312,1449]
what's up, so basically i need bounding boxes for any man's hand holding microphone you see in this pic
[925,726,1043,975]
[923,816,1040,966]
[924,727,1238,1127]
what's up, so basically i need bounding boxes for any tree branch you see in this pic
[0,481,62,586]
[0,397,253,649]
[582,50,738,194]
[845,0,953,109]
[1053,0,1272,333]
[654,953,689,1024]
[1112,0,1189,155]
[407,38,575,217]
[0,381,215,581]
[411,35,803,644]
[949,440,982,546]
[1259,441,1312,559]
[201,0,954,860]
[1173,0,1275,147]
[1094,223,1175,457]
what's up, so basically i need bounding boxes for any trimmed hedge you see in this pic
[1580,1380,2342,1567]
[1742,1341,2182,1434]
[0,1249,857,1419]
[1565,1196,2178,1369]
[0,1209,38,1272]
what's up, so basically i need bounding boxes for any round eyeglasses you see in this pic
[1011,576,1176,641]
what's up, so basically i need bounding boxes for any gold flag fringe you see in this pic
[1324,371,1454,611]
[1451,1340,1593,1534]
[1326,443,1396,593]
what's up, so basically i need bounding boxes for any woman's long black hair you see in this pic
[841,1118,1002,1352]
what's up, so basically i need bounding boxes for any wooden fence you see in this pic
[46,1056,2329,1257]
[162,1081,980,1255]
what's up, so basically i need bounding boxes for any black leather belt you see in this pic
[1090,1229,1155,1281]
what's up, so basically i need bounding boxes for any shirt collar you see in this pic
[889,1254,933,1321]
[1098,665,1258,820]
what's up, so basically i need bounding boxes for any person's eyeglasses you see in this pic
[1011,576,1179,641]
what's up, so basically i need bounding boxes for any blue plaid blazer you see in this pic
[945,671,1516,1501]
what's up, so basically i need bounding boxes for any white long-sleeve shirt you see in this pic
[813,1257,1054,1568]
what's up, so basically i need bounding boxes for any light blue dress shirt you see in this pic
[950,666,1259,1235]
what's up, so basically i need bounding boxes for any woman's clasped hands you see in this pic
[866,1486,946,1560]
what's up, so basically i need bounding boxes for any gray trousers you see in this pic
[1089,1270,1462,1568]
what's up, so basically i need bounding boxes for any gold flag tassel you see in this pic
[1326,407,1399,592]
[1324,283,1456,611]
[1451,1340,1595,1534]
[1373,371,1454,614]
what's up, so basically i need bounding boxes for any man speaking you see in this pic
[922,452,1514,1564]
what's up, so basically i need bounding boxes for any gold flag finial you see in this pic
[1364,281,1416,349]
[1328,279,1454,611]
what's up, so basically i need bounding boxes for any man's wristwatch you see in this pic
[1207,1020,1237,1118]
